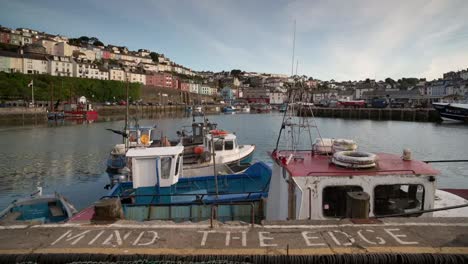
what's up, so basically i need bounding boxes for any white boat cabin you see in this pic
[126,146,184,188]
[267,150,439,220]
[203,133,255,164]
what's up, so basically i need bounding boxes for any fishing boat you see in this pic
[432,102,468,122]
[266,90,468,221]
[87,146,271,223]
[254,103,271,113]
[64,96,98,119]
[240,104,250,113]
[0,188,77,223]
[193,106,203,116]
[222,105,236,114]
[279,103,288,112]
[105,123,256,185]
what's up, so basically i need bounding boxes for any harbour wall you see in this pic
[298,107,441,122]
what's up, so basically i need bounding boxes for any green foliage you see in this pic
[397,78,419,90]
[0,72,140,101]
[93,40,104,47]
[149,52,159,63]
[230,69,242,76]
[0,43,20,52]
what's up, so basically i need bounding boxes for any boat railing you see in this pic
[100,190,266,204]
[100,193,264,224]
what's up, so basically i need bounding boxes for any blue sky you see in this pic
[1,0,467,81]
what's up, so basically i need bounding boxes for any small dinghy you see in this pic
[0,188,77,224]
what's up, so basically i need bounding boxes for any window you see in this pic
[374,184,424,216]
[323,186,363,218]
[160,157,172,179]
[225,140,234,150]
[214,139,223,151]
[174,156,180,176]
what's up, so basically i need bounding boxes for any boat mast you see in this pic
[124,80,129,146]
[274,20,296,152]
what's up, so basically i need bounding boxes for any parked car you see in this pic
[104,101,111,106]
[118,100,127,106]
[371,98,388,108]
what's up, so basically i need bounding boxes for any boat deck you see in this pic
[0,217,467,262]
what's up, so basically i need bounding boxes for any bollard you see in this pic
[346,191,370,219]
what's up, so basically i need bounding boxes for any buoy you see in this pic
[194,146,205,155]
[140,134,150,145]
[332,151,377,168]
[332,139,358,153]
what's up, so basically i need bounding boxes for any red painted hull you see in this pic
[64,110,98,118]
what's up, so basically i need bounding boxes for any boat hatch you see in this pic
[374,184,424,216]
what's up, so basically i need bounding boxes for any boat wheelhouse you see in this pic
[267,150,443,220]
[105,146,271,222]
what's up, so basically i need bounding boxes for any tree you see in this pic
[93,40,104,46]
[78,36,90,42]
[230,69,242,77]
[149,52,159,62]
[385,78,396,84]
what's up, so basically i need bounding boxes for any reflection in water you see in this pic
[0,112,467,210]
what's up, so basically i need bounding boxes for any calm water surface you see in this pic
[1,112,468,210]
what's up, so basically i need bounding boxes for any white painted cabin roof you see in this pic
[126,146,184,157]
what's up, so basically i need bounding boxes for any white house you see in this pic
[109,67,126,81]
[73,58,108,80]
[125,70,146,84]
[189,82,200,94]
[22,53,48,74]
[48,56,73,77]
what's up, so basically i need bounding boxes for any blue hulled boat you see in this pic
[0,188,77,223]
[105,146,271,222]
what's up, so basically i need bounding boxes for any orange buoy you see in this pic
[194,146,204,154]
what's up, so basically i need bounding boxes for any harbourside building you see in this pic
[145,72,174,88]
[109,67,126,82]
[22,53,48,74]
[73,58,108,80]
[0,50,23,73]
[47,55,73,77]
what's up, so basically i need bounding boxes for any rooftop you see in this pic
[273,151,439,177]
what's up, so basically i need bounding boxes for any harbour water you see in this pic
[0,112,468,210]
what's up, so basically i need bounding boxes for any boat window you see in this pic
[225,140,234,150]
[160,157,172,179]
[374,184,424,216]
[323,186,363,218]
[174,156,180,176]
[214,139,223,151]
[128,131,137,142]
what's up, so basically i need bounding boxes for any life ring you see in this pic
[210,129,228,136]
[332,151,376,168]
[140,134,150,145]
[332,139,357,152]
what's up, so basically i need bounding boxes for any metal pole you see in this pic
[291,19,296,76]
[31,81,34,107]
[212,135,218,198]
[125,81,129,146]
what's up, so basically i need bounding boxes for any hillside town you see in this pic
[0,25,467,107]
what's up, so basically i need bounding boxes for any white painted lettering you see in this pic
[51,230,92,246]
[102,231,132,246]
[357,229,385,245]
[384,228,418,245]
[258,232,277,247]
[199,230,215,246]
[133,231,158,246]
[88,230,105,245]
[301,231,326,247]
[327,230,355,246]
[225,231,247,247]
